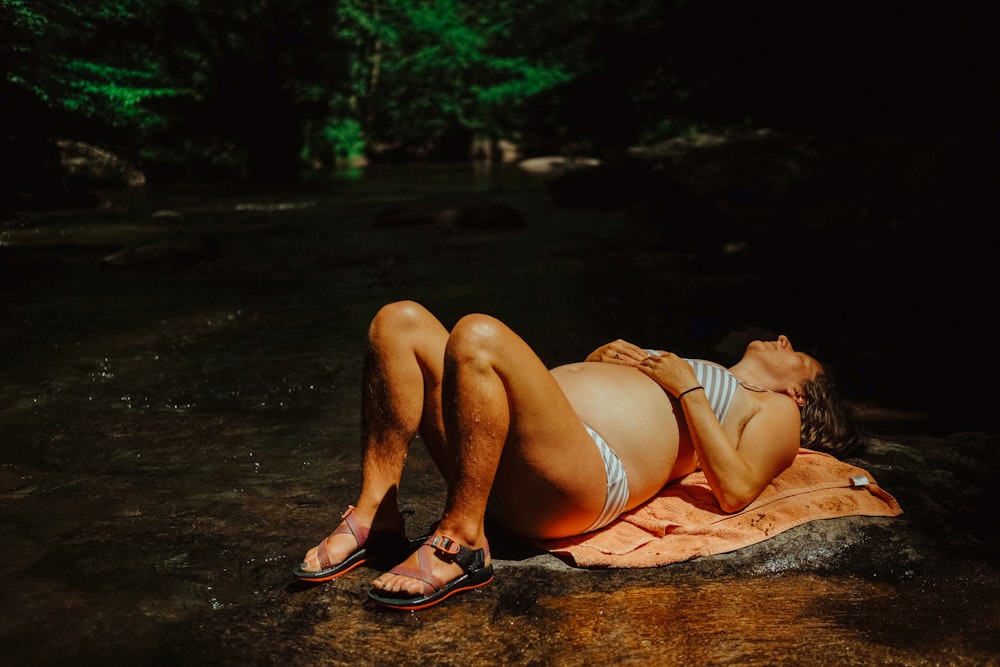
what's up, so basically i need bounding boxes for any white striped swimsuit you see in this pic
[579,424,629,533]
[569,358,744,533]
[488,357,747,535]
[684,358,743,423]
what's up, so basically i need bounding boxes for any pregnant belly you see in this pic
[550,362,695,491]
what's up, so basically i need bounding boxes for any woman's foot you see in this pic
[292,505,406,582]
[368,532,493,610]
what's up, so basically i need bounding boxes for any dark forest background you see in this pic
[1,1,999,428]
[3,0,995,208]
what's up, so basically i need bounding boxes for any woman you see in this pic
[293,300,868,611]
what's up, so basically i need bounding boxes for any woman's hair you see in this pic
[799,373,871,458]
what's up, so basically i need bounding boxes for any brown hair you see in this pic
[799,373,871,458]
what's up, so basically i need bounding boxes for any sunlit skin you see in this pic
[298,302,823,598]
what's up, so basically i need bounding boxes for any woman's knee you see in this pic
[447,313,508,363]
[369,300,432,340]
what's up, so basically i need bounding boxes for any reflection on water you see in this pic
[237,564,1000,667]
[1,164,997,665]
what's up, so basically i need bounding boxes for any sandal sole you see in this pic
[367,565,495,611]
[291,548,368,582]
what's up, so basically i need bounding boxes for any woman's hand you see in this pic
[636,350,702,399]
[587,342,701,397]
[585,339,650,366]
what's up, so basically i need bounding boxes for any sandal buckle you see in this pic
[431,535,460,555]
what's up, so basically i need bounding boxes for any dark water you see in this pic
[2,164,997,665]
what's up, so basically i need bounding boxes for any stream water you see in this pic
[1,163,997,666]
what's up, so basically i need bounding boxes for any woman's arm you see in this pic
[678,390,799,511]
[636,351,799,512]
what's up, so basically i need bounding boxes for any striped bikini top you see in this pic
[684,359,751,424]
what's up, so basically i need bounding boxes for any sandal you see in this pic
[291,506,406,583]
[367,534,494,611]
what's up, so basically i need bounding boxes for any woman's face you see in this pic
[745,335,823,384]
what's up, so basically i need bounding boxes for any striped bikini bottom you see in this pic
[486,423,630,533]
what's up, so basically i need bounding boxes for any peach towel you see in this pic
[537,449,903,568]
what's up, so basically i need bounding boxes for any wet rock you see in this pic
[542,159,746,252]
[56,139,146,188]
[542,160,656,209]
[442,430,998,582]
[517,155,602,175]
[99,235,222,269]
[151,209,186,220]
[373,197,526,231]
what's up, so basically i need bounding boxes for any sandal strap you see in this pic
[382,534,489,595]
[386,546,445,595]
[331,505,370,544]
[317,506,368,569]
[427,534,488,573]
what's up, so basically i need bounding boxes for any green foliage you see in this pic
[2,1,47,37]
[5,0,988,188]
[3,0,192,143]
[304,117,366,165]
[359,0,574,150]
[60,61,190,130]
[2,0,702,180]
[474,59,572,105]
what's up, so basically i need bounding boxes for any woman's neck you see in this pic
[727,359,779,393]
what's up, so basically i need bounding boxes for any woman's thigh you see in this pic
[448,315,616,538]
[480,345,686,538]
[492,421,612,539]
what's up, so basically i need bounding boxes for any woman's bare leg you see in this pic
[298,301,450,573]
[372,313,608,596]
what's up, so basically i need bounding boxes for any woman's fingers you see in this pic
[606,340,649,365]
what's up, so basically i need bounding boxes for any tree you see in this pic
[330,0,575,160]
[133,0,354,182]
[2,1,190,207]
[3,1,193,144]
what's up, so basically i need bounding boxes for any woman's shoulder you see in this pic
[733,389,800,425]
[735,392,801,458]
[752,390,802,424]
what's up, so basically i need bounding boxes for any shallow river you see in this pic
[1,164,997,665]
